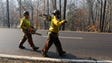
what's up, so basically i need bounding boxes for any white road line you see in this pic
[42,36,83,39]
[59,36,83,39]
[0,54,112,63]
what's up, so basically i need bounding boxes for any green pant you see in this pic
[42,32,64,54]
[19,29,35,48]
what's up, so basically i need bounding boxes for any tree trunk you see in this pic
[99,0,103,32]
[62,0,67,30]
[101,0,107,32]
[59,0,61,20]
[6,0,10,28]
[19,0,22,18]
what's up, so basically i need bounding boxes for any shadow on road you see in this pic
[23,48,97,61]
[43,51,97,61]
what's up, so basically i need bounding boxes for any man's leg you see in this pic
[27,33,39,51]
[19,35,27,49]
[42,33,53,57]
[42,39,53,57]
[54,37,66,56]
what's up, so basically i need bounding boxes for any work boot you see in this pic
[59,51,66,56]
[32,46,39,51]
[41,49,48,57]
[19,45,25,49]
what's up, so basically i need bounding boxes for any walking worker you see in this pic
[19,11,39,51]
[42,10,67,57]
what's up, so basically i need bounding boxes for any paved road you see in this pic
[0,28,112,60]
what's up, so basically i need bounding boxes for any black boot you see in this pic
[19,45,25,49]
[32,46,39,51]
[59,51,66,56]
[41,49,48,57]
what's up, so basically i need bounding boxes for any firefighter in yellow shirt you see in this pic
[19,11,39,51]
[42,10,67,57]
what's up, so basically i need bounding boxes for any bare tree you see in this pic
[51,0,57,10]
[0,0,6,27]
[62,0,67,30]
[6,0,10,28]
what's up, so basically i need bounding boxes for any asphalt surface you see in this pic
[0,28,112,60]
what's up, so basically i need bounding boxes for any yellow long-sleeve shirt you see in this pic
[20,17,31,30]
[49,16,65,33]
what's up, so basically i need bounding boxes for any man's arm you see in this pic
[54,20,67,26]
